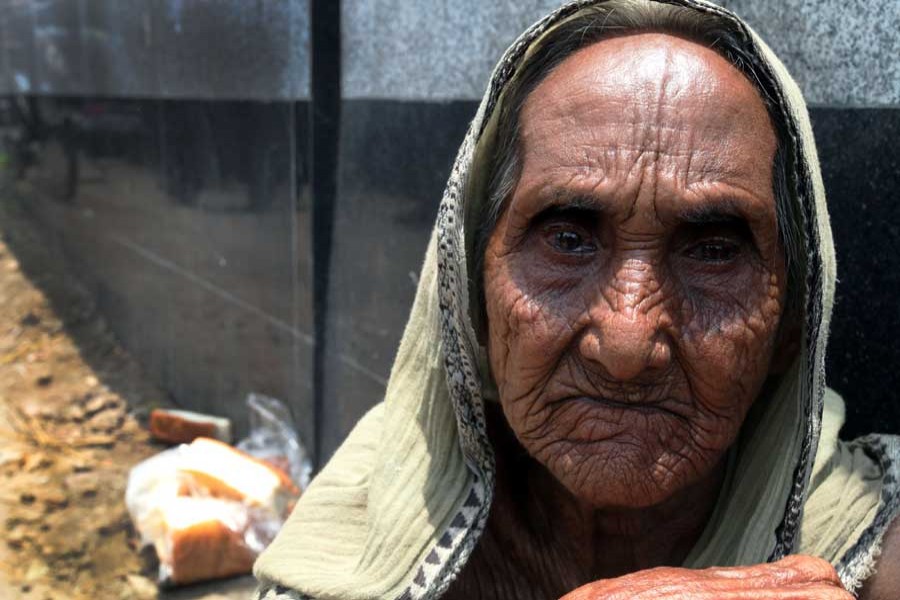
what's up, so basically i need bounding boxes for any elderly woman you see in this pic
[254,1,900,598]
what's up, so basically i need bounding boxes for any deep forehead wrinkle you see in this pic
[526,34,733,121]
[512,32,777,229]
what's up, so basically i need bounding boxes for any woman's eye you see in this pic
[549,228,596,254]
[685,240,741,263]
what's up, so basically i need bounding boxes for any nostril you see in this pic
[579,315,672,381]
[579,331,650,381]
[648,338,672,370]
[604,346,654,381]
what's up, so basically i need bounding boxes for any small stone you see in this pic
[71,461,93,473]
[38,534,85,559]
[6,529,27,550]
[84,375,99,387]
[0,447,24,469]
[40,407,60,421]
[23,451,54,472]
[20,400,43,419]
[24,560,48,582]
[64,404,86,422]
[38,488,69,511]
[125,574,157,600]
[64,471,99,499]
[20,312,40,327]
[79,434,117,449]
[7,500,45,523]
[87,409,123,434]
[98,516,129,537]
[83,395,118,417]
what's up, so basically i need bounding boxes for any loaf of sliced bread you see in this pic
[149,408,232,444]
[151,497,255,585]
[177,437,298,518]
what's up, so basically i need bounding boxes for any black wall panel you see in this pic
[319,102,900,456]
[813,108,900,439]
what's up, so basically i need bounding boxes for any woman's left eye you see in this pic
[685,240,741,263]
[548,227,596,254]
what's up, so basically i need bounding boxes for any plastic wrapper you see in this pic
[125,395,308,586]
[237,393,312,490]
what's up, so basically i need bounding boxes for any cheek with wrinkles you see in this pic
[679,272,783,408]
[486,277,572,398]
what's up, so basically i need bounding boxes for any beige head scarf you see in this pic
[254,1,900,598]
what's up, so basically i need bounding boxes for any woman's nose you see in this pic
[578,280,672,382]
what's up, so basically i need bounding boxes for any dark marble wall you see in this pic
[326,0,900,458]
[321,100,900,457]
[0,0,314,450]
[0,0,310,99]
[813,108,900,439]
[3,0,898,465]
[319,101,473,456]
[10,97,314,448]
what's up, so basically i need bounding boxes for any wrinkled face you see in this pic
[483,34,787,509]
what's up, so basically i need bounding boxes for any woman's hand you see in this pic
[560,555,852,599]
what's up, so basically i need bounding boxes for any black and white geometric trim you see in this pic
[836,434,900,592]
[393,482,486,600]
[254,583,312,600]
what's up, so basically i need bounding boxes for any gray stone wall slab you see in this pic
[342,0,900,106]
[720,0,900,107]
[342,0,555,101]
[0,0,311,100]
[0,0,40,95]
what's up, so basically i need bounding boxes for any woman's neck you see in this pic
[525,450,726,579]
[446,403,727,599]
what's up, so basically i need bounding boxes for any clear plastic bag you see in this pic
[125,394,309,586]
[236,393,312,491]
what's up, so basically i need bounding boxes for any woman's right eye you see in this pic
[546,225,597,254]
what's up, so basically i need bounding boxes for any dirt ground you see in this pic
[0,182,257,598]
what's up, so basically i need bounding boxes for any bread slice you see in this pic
[151,497,255,585]
[149,409,232,445]
[177,437,298,517]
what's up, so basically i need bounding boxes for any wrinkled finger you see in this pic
[705,555,842,587]
[563,583,854,600]
[646,579,849,598]
[770,555,843,586]
[709,583,855,599]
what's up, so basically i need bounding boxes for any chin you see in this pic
[504,393,731,510]
[544,441,693,509]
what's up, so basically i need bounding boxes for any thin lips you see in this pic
[567,395,683,418]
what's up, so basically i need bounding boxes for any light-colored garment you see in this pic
[253,1,900,598]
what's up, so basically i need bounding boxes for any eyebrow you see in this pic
[535,189,761,223]
[536,190,607,214]
[677,202,747,225]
